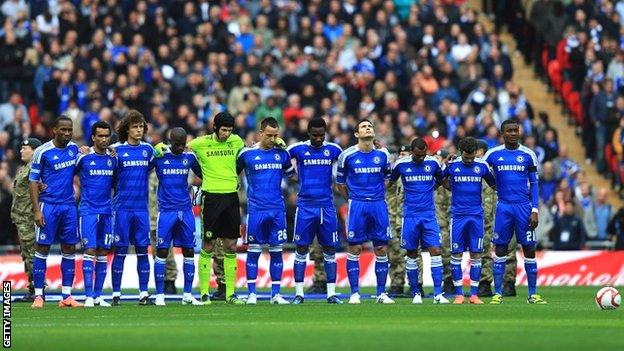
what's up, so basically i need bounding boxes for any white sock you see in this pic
[327,283,336,297]
[157,293,165,299]
[139,291,148,299]
[183,293,192,300]
[295,282,304,297]
[35,288,43,296]
[61,286,71,296]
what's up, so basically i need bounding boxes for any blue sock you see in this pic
[112,247,127,295]
[375,255,389,296]
[33,252,48,295]
[93,256,108,299]
[470,258,482,296]
[82,254,95,298]
[346,253,360,294]
[61,253,76,299]
[136,246,150,294]
[323,252,337,284]
[493,254,507,295]
[524,257,538,296]
[293,251,307,284]
[183,257,195,294]
[269,247,283,297]
[154,257,166,295]
[451,256,463,296]
[246,246,261,295]
[406,257,419,296]
[431,255,443,296]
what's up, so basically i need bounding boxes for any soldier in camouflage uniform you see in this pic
[10,138,41,302]
[434,150,454,295]
[148,172,179,294]
[476,141,518,297]
[306,241,326,293]
[211,238,226,299]
[388,145,424,297]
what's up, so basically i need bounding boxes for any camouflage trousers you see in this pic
[389,226,424,287]
[441,223,452,281]
[481,230,518,284]
[16,222,36,290]
[310,239,326,283]
[212,238,225,285]
[149,230,179,281]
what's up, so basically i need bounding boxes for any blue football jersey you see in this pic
[389,155,443,215]
[484,144,539,209]
[442,158,495,216]
[29,141,79,204]
[287,141,342,207]
[153,151,201,211]
[336,146,391,201]
[76,149,117,215]
[237,145,294,212]
[112,141,154,211]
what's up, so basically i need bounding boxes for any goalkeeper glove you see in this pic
[275,137,286,149]
[153,142,169,158]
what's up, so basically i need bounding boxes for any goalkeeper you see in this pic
[187,112,246,304]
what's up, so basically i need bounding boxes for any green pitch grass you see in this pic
[9,287,623,351]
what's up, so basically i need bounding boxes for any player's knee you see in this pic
[373,246,387,256]
[156,249,169,258]
[451,253,462,260]
[406,250,420,259]
[321,246,336,255]
[84,248,96,256]
[202,239,214,252]
[469,252,482,260]
[36,244,50,255]
[95,248,109,256]
[181,248,194,258]
[494,246,508,258]
[114,246,128,255]
[348,245,362,255]
[135,246,148,255]
[222,239,237,253]
[60,244,75,254]
[428,247,442,256]
[522,245,536,259]
[296,246,309,255]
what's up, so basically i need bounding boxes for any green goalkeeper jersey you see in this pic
[188,133,245,193]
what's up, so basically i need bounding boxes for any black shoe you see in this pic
[305,281,327,294]
[16,290,35,302]
[291,295,304,304]
[442,278,455,295]
[417,284,425,297]
[387,286,404,297]
[164,280,177,295]
[211,284,226,301]
[111,296,121,306]
[327,295,343,304]
[477,281,494,297]
[503,282,517,297]
[138,295,155,306]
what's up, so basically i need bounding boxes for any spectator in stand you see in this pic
[551,200,586,250]
[576,182,598,240]
[594,188,613,241]
[540,161,559,204]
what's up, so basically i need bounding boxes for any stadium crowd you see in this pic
[0,0,622,251]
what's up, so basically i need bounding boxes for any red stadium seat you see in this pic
[561,81,573,104]
[541,47,550,72]
[605,144,618,174]
[548,60,562,93]
[556,39,571,70]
